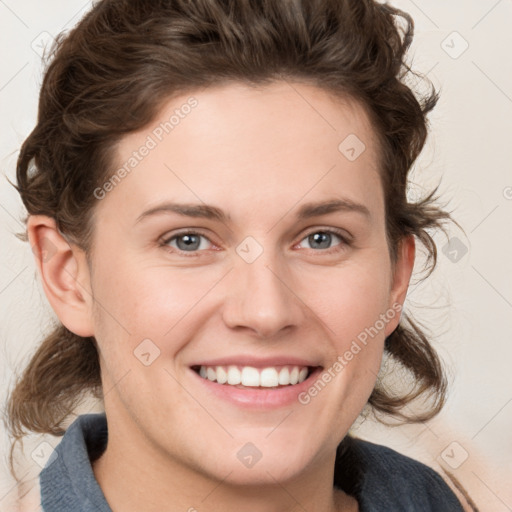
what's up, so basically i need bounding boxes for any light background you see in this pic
[0,0,511,510]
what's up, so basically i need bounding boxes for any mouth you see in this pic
[190,364,321,390]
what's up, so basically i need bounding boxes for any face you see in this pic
[84,81,412,485]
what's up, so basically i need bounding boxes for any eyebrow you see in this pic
[135,198,371,224]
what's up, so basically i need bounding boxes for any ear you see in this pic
[384,235,415,337]
[27,215,95,337]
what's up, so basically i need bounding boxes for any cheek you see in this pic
[90,256,224,353]
[291,262,391,433]
[297,260,392,341]
[295,258,392,398]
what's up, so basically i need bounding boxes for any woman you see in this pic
[7,0,472,510]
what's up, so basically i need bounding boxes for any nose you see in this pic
[221,247,303,339]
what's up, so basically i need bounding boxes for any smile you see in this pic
[192,364,315,388]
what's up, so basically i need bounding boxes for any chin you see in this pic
[203,440,318,487]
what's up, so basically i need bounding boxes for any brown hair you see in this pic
[6,0,460,471]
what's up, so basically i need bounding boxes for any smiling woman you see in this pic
[6,0,472,511]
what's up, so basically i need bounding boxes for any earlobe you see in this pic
[27,215,95,337]
[384,235,416,337]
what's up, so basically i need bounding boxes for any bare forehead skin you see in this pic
[94,80,384,236]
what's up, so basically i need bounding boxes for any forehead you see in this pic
[96,80,383,225]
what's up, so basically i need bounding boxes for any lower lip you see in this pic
[189,367,323,409]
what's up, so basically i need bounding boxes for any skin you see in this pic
[28,81,415,512]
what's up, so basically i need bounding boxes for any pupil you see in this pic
[310,232,330,249]
[177,234,200,251]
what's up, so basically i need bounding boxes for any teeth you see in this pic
[260,368,279,387]
[278,367,290,385]
[241,367,260,386]
[216,366,228,384]
[227,365,241,385]
[196,365,311,388]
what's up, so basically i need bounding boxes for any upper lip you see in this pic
[189,355,322,369]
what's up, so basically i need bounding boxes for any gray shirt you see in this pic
[39,413,464,511]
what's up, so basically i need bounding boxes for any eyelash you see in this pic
[160,228,352,257]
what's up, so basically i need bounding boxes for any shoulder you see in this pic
[39,413,110,512]
[335,435,466,511]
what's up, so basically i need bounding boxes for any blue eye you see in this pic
[298,230,347,251]
[161,228,351,257]
[163,232,212,253]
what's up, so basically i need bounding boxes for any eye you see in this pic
[160,228,351,257]
[297,229,350,252]
[162,231,214,254]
